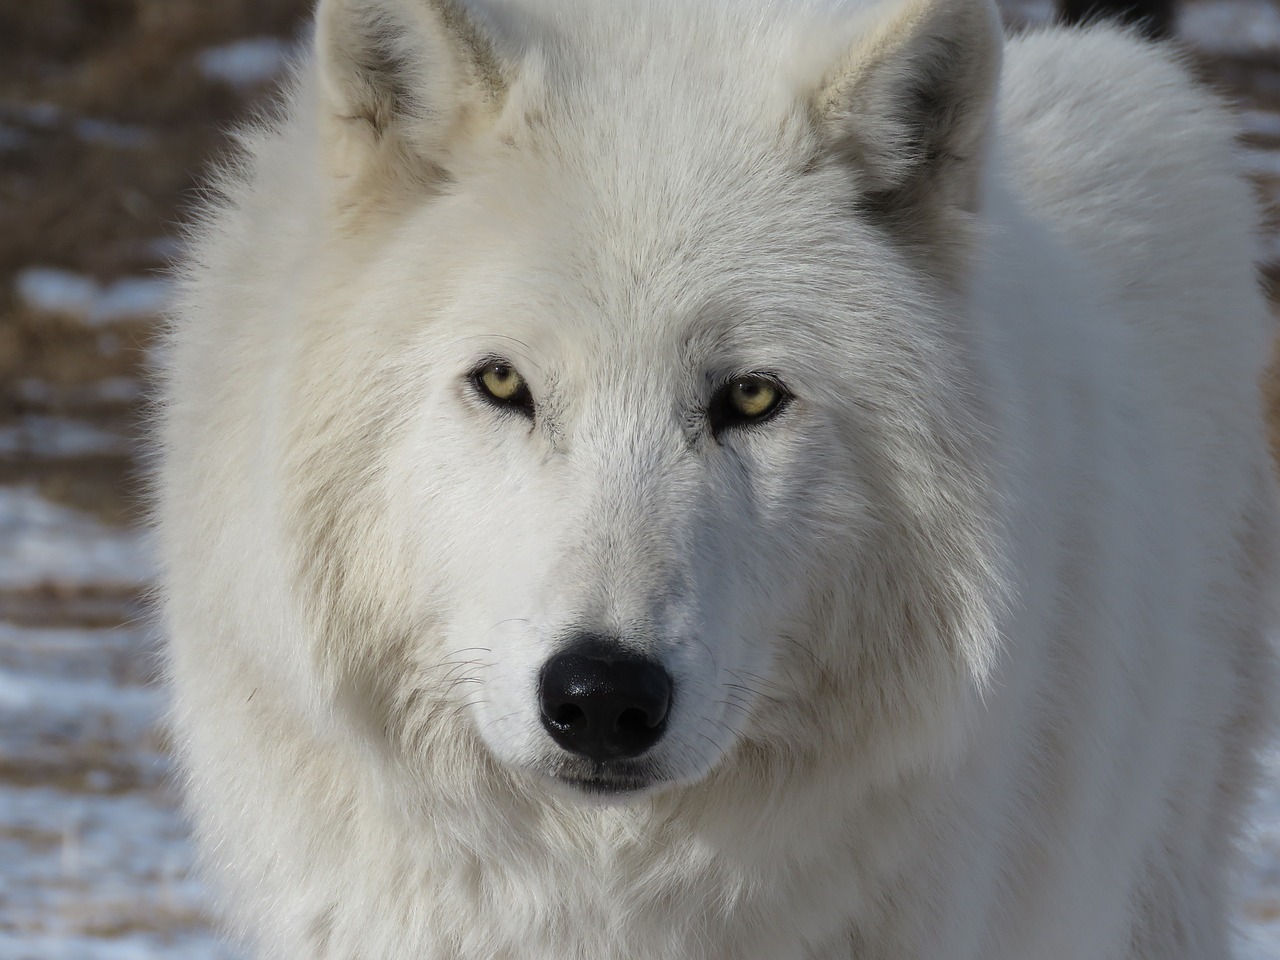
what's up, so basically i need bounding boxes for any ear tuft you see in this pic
[315,0,511,216]
[814,0,1003,224]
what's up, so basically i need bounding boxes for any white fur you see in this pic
[156,0,1279,956]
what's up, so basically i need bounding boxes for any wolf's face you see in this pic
[294,0,1007,801]
[379,166,884,796]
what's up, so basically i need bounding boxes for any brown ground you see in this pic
[0,0,311,532]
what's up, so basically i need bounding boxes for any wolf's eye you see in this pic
[472,360,534,416]
[708,374,789,434]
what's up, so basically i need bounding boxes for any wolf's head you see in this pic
[285,0,1007,804]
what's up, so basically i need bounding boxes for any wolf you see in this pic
[156,0,1279,956]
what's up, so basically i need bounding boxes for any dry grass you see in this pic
[0,0,309,284]
[0,0,309,527]
[0,0,309,375]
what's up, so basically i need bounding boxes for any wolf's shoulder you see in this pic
[996,27,1263,362]
[997,26,1243,224]
[1000,26,1231,140]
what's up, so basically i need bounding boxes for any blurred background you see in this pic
[1,0,1280,957]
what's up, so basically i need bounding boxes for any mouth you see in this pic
[556,774,656,795]
[542,757,667,798]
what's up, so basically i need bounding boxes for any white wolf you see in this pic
[157,0,1279,955]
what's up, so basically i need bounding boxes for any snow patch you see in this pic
[1238,744,1280,954]
[73,117,151,149]
[0,102,150,148]
[0,417,133,458]
[14,268,170,324]
[1183,0,1280,53]
[0,786,241,960]
[1242,110,1280,142]
[0,669,157,730]
[1000,0,1055,25]
[0,935,240,960]
[90,276,171,323]
[15,377,143,408]
[197,37,292,89]
[146,236,184,263]
[15,269,99,316]
[0,487,153,589]
[1244,148,1280,179]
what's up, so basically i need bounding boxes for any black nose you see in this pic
[538,640,673,761]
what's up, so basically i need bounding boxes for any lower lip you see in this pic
[560,775,653,794]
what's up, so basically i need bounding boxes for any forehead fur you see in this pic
[391,6,921,364]
[481,0,877,184]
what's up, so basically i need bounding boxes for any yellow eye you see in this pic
[727,378,780,419]
[480,363,523,400]
[473,360,534,414]
[709,374,790,435]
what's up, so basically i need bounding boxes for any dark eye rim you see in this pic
[469,357,535,417]
[708,372,792,436]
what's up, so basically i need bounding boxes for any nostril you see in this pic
[551,703,586,728]
[616,706,657,733]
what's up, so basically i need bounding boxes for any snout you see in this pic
[538,638,673,762]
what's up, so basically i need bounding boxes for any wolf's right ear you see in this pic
[315,0,510,217]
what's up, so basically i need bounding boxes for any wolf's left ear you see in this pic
[315,0,511,216]
[812,0,1002,226]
